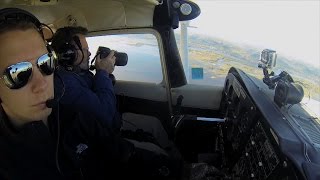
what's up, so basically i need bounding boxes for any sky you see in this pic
[187,0,320,68]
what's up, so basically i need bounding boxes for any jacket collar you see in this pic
[0,107,57,137]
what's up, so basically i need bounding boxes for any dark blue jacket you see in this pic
[0,107,134,180]
[0,107,175,180]
[55,68,120,129]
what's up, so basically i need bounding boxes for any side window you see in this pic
[174,23,227,86]
[87,33,163,83]
[174,1,320,108]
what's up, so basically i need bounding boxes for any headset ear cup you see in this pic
[57,43,78,67]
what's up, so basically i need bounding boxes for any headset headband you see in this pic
[0,8,42,30]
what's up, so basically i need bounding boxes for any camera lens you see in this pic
[97,46,128,66]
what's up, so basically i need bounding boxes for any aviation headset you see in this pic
[0,7,42,33]
[0,7,56,47]
[51,27,84,70]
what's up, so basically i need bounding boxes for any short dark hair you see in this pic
[51,26,88,53]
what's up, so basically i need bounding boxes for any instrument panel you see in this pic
[221,70,303,180]
[232,121,280,179]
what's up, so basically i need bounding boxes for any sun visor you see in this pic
[81,0,159,31]
[124,2,157,28]
[1,0,160,31]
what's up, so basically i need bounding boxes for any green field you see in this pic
[177,33,320,101]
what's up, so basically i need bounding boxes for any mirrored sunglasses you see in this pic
[0,53,55,89]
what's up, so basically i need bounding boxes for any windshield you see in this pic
[174,0,319,117]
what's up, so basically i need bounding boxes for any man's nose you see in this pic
[30,67,48,93]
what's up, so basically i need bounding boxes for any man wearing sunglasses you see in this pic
[0,10,55,128]
[51,26,121,131]
[0,8,178,180]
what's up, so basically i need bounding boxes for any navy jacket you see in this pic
[0,108,176,180]
[55,68,120,129]
[0,107,134,180]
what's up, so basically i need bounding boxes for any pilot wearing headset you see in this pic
[51,25,177,149]
[51,26,121,131]
[0,7,176,180]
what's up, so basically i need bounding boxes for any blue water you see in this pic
[113,45,163,83]
[87,35,226,85]
[88,37,163,83]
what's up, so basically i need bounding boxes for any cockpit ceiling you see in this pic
[0,0,161,32]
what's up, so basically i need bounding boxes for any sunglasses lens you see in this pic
[3,62,32,89]
[37,53,55,75]
[1,53,55,89]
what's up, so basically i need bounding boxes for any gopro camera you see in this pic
[258,49,277,69]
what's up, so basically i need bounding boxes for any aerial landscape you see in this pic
[175,33,320,102]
